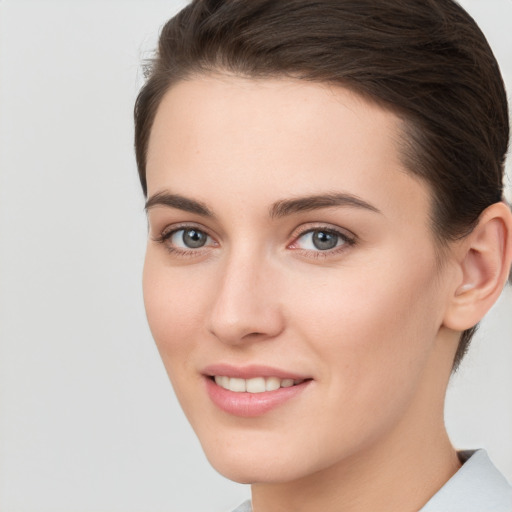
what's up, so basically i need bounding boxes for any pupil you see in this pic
[183,229,206,248]
[312,231,338,250]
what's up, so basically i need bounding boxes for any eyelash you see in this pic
[152,223,216,257]
[152,224,357,259]
[288,226,356,259]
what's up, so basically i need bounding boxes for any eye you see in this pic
[169,228,211,249]
[299,230,340,250]
[154,225,217,254]
[291,228,354,253]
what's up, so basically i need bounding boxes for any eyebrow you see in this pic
[145,191,214,217]
[145,191,381,218]
[269,193,381,218]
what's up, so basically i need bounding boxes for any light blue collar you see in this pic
[420,449,512,511]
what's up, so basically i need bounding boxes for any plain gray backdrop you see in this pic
[0,1,511,511]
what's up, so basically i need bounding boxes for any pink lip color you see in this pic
[202,363,308,381]
[203,365,311,417]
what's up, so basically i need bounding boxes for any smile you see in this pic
[205,372,312,417]
[213,376,305,393]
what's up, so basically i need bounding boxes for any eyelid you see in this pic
[289,223,356,243]
[151,222,218,254]
[287,223,357,254]
[152,221,214,240]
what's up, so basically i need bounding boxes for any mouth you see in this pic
[210,375,307,393]
[203,366,313,417]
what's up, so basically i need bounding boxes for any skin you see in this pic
[143,76,467,512]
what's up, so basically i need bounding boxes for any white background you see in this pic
[0,1,511,511]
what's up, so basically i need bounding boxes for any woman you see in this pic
[134,1,512,510]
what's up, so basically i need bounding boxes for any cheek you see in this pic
[294,262,438,343]
[142,251,209,372]
[290,250,443,407]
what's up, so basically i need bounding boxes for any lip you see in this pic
[202,364,312,417]
[202,363,309,380]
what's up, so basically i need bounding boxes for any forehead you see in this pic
[146,75,431,226]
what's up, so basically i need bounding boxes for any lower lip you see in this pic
[205,377,310,417]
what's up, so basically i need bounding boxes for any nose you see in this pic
[208,251,285,345]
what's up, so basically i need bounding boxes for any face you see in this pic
[143,76,458,484]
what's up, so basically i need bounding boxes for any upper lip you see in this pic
[202,363,310,381]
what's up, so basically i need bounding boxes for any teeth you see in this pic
[265,376,281,391]
[214,376,229,388]
[229,377,246,392]
[246,377,266,393]
[213,376,304,393]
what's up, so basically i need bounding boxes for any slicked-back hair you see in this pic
[134,0,510,370]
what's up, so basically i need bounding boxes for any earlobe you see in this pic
[443,202,512,331]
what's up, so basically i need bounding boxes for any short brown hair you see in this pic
[134,0,510,370]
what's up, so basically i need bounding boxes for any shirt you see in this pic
[231,450,512,512]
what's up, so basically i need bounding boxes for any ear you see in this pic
[443,202,512,331]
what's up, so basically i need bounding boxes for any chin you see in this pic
[206,454,302,485]
[201,444,274,483]
[199,434,331,485]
